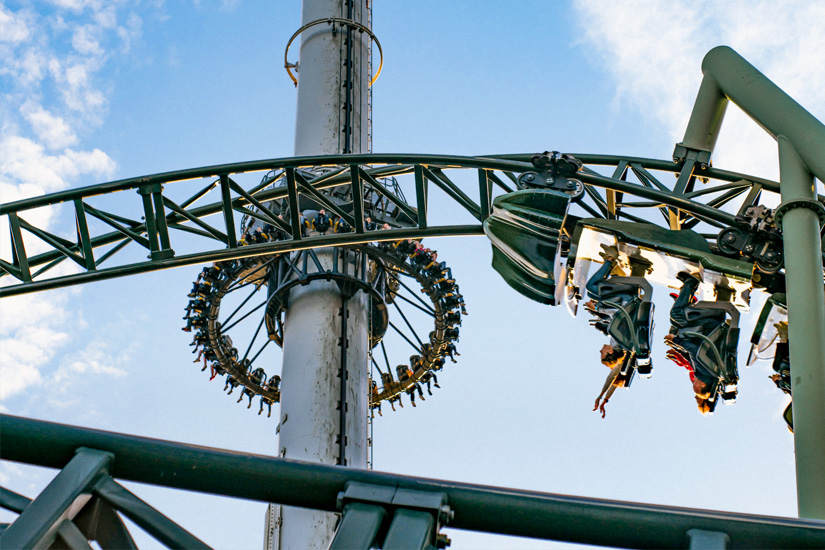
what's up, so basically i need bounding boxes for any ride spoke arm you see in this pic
[241,313,268,363]
[392,276,437,313]
[387,321,423,354]
[391,301,425,348]
[392,292,436,317]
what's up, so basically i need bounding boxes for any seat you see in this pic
[564,218,755,315]
[678,301,741,409]
[597,276,655,377]
[747,292,787,365]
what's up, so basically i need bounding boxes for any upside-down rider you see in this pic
[585,244,653,418]
[664,271,729,413]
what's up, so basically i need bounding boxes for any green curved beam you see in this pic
[0,153,786,297]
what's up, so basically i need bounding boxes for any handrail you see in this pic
[3,414,825,549]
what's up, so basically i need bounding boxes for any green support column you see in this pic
[679,74,728,153]
[778,136,825,520]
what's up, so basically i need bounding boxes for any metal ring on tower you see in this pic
[284,17,384,87]
[774,197,825,228]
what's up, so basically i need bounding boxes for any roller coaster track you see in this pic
[1,152,807,299]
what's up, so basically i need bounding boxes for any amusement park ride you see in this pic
[2,1,825,549]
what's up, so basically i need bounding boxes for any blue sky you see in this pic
[2,1,824,548]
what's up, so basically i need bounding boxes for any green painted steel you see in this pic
[678,45,825,520]
[382,509,436,550]
[0,225,484,298]
[0,447,111,550]
[483,189,571,304]
[328,504,386,549]
[0,152,798,298]
[94,477,211,549]
[778,136,825,519]
[3,414,825,549]
[680,74,728,154]
[0,487,32,514]
[699,46,825,184]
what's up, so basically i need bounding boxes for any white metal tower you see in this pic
[267,1,372,548]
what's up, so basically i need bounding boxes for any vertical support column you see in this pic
[293,0,370,157]
[778,136,825,520]
[278,2,371,546]
[278,251,370,548]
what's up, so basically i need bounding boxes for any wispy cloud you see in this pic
[0,292,70,400]
[573,0,825,181]
[0,2,141,403]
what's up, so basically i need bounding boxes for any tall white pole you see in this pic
[269,1,371,548]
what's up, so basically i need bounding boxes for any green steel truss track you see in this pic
[0,152,803,298]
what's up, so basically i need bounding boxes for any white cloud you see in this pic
[20,101,78,149]
[49,0,104,12]
[53,341,128,386]
[573,0,825,181]
[0,135,115,196]
[0,463,25,486]
[0,292,70,401]
[72,24,103,56]
[117,12,142,53]
[0,5,30,44]
[93,6,117,30]
[0,2,137,403]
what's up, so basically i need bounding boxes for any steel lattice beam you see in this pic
[1,152,809,298]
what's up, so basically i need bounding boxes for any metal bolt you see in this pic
[436,534,452,548]
[744,244,754,253]
[566,181,575,188]
[439,505,454,524]
[524,173,535,182]
[725,233,736,242]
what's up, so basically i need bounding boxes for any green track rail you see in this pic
[0,152,798,298]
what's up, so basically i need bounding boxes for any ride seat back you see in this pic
[601,279,655,369]
[683,301,740,392]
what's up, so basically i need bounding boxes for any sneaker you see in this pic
[599,244,619,262]
[676,271,702,285]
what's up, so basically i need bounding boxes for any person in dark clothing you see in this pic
[314,209,331,233]
[335,217,352,233]
[365,216,377,231]
[584,245,642,311]
[443,342,459,363]
[664,272,722,401]
[584,247,635,367]
[421,371,440,394]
